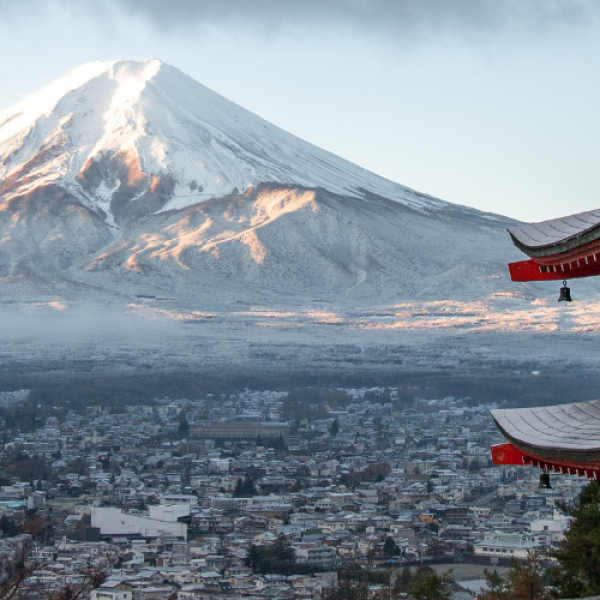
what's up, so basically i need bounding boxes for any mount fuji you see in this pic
[0,58,521,310]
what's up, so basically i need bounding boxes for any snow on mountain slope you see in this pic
[0,59,523,306]
[0,58,445,225]
[71,184,517,306]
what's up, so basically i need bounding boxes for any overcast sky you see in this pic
[1,0,600,222]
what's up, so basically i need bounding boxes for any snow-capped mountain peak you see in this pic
[0,59,518,308]
[0,59,444,226]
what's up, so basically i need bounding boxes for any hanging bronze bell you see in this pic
[539,472,551,489]
[558,280,572,302]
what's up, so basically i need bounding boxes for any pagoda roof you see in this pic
[508,208,600,258]
[491,399,600,463]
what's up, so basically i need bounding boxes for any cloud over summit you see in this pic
[2,0,599,41]
[116,0,599,36]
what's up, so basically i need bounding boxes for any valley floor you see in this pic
[2,291,600,406]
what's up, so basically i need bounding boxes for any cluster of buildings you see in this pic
[0,388,30,408]
[0,387,585,599]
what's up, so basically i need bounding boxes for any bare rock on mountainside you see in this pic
[0,59,521,308]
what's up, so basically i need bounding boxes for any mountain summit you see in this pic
[0,59,518,306]
[0,59,443,225]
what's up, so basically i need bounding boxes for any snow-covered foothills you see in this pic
[1,58,600,377]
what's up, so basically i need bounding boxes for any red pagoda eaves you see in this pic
[508,208,600,281]
[491,400,600,479]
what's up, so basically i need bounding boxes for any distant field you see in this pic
[430,563,511,581]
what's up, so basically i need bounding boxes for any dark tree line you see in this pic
[234,476,258,497]
[338,462,392,488]
[246,535,324,575]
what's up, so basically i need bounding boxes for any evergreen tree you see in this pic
[408,567,452,600]
[508,551,548,600]
[0,514,20,537]
[272,534,295,562]
[393,566,412,597]
[178,417,189,438]
[383,537,400,558]
[234,476,258,497]
[245,536,301,575]
[246,544,260,571]
[271,434,288,452]
[426,538,445,558]
[476,569,510,600]
[329,419,339,437]
[234,477,244,497]
[551,480,600,597]
[245,476,258,496]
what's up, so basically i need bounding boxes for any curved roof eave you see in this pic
[491,399,600,464]
[508,208,600,258]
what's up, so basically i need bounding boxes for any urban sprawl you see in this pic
[0,387,584,599]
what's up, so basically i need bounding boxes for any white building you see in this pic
[527,511,572,543]
[474,533,539,559]
[148,503,190,522]
[159,494,198,506]
[90,507,187,540]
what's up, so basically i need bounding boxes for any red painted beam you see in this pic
[491,443,600,479]
[509,258,600,282]
[491,442,529,465]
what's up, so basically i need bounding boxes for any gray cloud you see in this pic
[1,0,599,41]
[91,0,600,39]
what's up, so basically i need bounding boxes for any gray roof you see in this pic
[491,399,600,462]
[508,208,600,256]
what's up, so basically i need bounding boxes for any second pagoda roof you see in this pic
[491,399,600,463]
